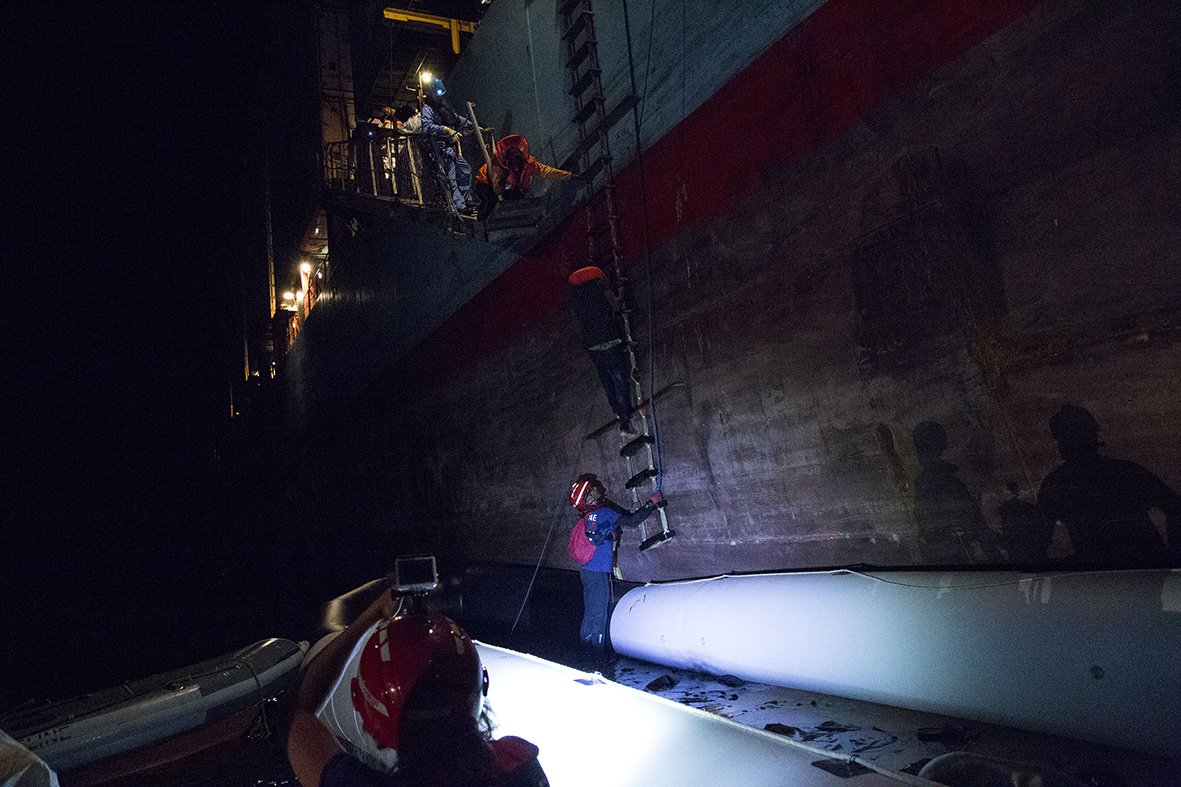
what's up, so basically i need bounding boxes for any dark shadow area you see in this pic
[911,421,1003,564]
[1038,404,1180,566]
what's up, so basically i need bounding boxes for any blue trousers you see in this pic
[442,150,472,211]
[579,568,612,648]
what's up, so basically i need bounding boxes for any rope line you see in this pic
[622,0,665,488]
[510,406,593,636]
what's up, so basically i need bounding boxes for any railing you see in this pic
[325,132,446,208]
[323,128,494,213]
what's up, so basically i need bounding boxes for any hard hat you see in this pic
[495,134,530,161]
[350,614,488,750]
[567,266,606,286]
[570,473,605,511]
[421,72,446,97]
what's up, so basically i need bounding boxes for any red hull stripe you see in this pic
[404,0,1041,385]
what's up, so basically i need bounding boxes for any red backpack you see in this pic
[567,515,596,565]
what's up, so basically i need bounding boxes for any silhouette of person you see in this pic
[996,481,1054,564]
[1037,405,1180,566]
[912,421,1001,564]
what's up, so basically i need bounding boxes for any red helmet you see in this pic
[350,614,488,750]
[494,134,530,162]
[567,265,606,286]
[569,473,605,511]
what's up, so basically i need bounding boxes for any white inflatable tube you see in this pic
[610,569,1181,757]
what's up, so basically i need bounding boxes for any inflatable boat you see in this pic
[0,637,304,779]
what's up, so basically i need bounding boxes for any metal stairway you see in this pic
[560,0,673,555]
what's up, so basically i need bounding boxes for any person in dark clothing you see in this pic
[569,474,664,663]
[568,266,636,435]
[417,76,474,213]
[1038,404,1180,566]
[911,421,1001,564]
[288,588,549,787]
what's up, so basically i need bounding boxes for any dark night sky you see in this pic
[3,2,320,702]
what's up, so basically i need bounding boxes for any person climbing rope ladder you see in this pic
[568,265,636,436]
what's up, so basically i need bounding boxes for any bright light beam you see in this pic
[474,644,895,786]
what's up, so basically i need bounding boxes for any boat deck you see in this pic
[604,655,1177,785]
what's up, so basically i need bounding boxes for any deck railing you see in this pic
[325,132,447,208]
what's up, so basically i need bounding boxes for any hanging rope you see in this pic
[509,410,592,636]
[622,0,664,488]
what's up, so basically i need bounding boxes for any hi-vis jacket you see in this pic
[476,134,571,195]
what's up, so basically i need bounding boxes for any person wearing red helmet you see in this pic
[476,134,571,197]
[473,134,571,218]
[287,588,549,787]
[569,473,665,666]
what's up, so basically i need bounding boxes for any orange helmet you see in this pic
[350,614,488,750]
[567,265,606,286]
[569,473,605,512]
[494,134,530,162]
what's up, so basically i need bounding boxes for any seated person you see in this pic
[366,107,400,133]
[391,104,419,133]
[287,588,549,786]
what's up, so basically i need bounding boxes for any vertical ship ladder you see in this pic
[561,0,673,555]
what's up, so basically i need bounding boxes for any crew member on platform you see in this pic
[416,74,475,214]
[474,134,571,217]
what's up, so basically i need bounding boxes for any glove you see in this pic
[649,491,666,508]
[442,126,462,142]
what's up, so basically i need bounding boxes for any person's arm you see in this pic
[533,159,572,181]
[1139,468,1181,560]
[288,589,398,786]
[490,162,508,194]
[418,104,447,137]
[398,114,422,134]
[287,710,348,787]
[420,104,462,141]
[615,492,666,529]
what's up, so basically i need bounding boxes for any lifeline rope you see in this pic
[509,405,593,636]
